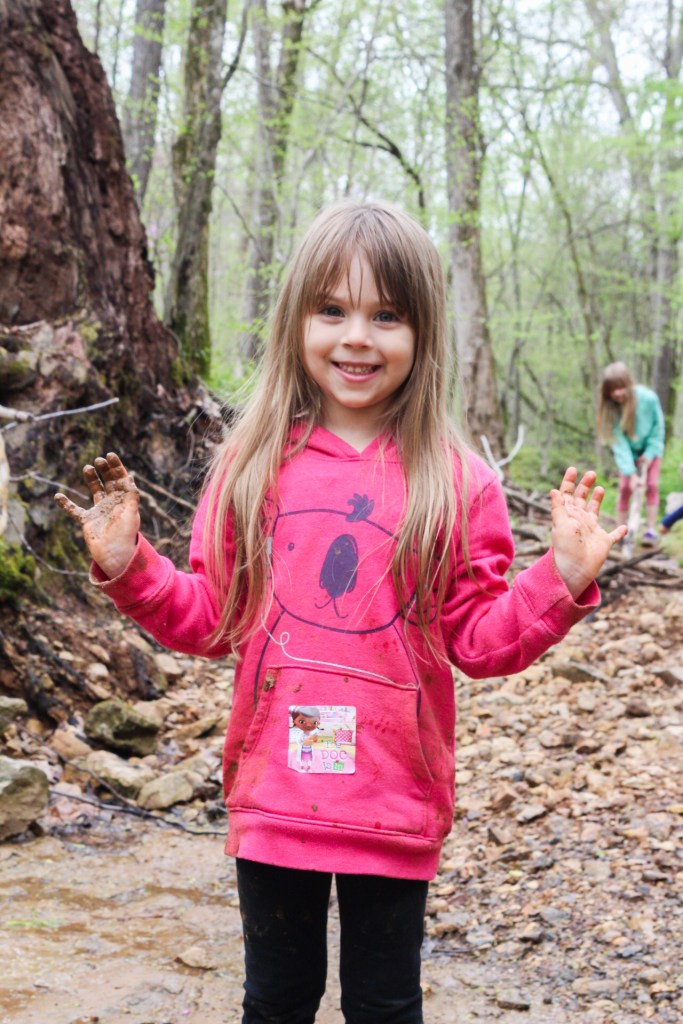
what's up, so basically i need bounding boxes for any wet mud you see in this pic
[0,818,566,1024]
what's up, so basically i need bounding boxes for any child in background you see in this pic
[660,461,683,535]
[597,361,665,547]
[56,201,625,1024]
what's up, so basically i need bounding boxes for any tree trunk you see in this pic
[239,0,307,363]
[164,0,229,379]
[443,0,506,458]
[122,0,167,206]
[0,0,213,563]
[650,8,682,424]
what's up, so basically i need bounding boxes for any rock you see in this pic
[86,662,110,682]
[50,723,92,760]
[0,756,49,839]
[516,803,547,823]
[176,944,220,969]
[496,989,531,1010]
[170,714,221,740]
[155,652,185,679]
[0,696,28,736]
[487,824,514,846]
[170,753,213,781]
[572,977,621,997]
[84,699,160,756]
[625,696,651,717]
[87,642,111,665]
[488,784,517,811]
[72,749,158,799]
[137,772,194,810]
[654,667,683,687]
[465,927,495,949]
[576,689,598,713]
[519,924,545,944]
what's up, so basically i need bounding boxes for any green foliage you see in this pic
[207,359,259,405]
[0,539,35,605]
[69,0,682,459]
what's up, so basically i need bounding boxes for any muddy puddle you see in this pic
[0,816,570,1024]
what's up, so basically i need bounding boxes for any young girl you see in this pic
[597,361,665,547]
[56,201,625,1024]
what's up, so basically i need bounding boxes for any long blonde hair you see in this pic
[203,200,468,653]
[597,361,636,442]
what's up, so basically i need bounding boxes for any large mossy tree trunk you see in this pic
[0,0,216,569]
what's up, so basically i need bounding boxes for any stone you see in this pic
[73,749,158,799]
[0,756,49,839]
[155,652,185,678]
[137,772,194,810]
[516,803,547,823]
[50,723,92,761]
[0,696,28,736]
[496,989,531,1010]
[84,699,160,757]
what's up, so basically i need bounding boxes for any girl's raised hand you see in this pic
[550,467,627,599]
[54,452,140,580]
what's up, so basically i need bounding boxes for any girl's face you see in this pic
[610,386,628,404]
[302,254,416,447]
[293,713,319,732]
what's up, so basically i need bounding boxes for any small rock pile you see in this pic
[0,604,234,839]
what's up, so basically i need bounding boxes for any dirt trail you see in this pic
[0,820,567,1024]
[2,577,683,1023]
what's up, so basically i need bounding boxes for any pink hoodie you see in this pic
[93,428,598,879]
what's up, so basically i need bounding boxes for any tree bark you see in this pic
[164,0,230,379]
[122,0,167,206]
[0,0,213,563]
[0,0,177,389]
[443,0,506,458]
[239,0,308,363]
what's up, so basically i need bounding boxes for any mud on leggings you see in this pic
[236,858,428,1024]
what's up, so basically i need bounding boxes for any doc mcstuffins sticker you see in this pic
[288,705,356,774]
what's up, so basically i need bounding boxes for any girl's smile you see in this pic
[303,254,416,448]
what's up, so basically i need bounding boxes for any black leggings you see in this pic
[236,858,428,1024]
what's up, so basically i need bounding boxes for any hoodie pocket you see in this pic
[228,664,435,836]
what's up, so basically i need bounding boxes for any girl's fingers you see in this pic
[609,525,628,544]
[573,470,597,506]
[82,464,105,504]
[558,467,578,494]
[556,468,601,509]
[95,452,129,491]
[54,493,86,523]
[587,485,605,514]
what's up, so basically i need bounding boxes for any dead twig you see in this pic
[0,397,119,433]
[49,788,225,835]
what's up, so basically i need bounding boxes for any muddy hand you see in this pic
[54,452,140,579]
[550,467,627,599]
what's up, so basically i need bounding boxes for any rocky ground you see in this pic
[1,554,682,1024]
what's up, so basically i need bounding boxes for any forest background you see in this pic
[79,0,683,484]
[1,0,682,575]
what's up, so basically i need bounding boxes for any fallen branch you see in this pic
[598,547,662,582]
[49,788,225,836]
[0,397,119,433]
